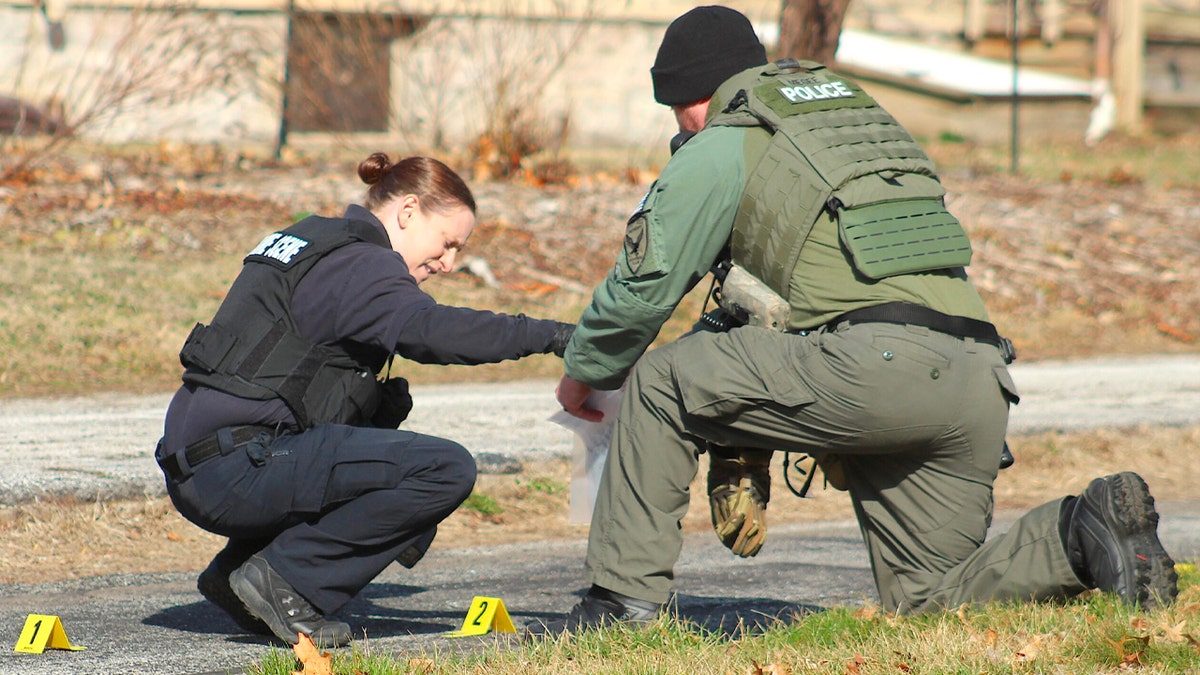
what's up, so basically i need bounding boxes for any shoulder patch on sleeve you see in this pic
[624,211,649,274]
[617,182,673,279]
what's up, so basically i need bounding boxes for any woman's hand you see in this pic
[548,322,575,358]
[555,374,604,422]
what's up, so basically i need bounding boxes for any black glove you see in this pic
[548,322,576,358]
[371,377,413,429]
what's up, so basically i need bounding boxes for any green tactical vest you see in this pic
[707,59,972,300]
[178,216,389,429]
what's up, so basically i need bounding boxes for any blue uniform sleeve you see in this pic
[293,243,559,365]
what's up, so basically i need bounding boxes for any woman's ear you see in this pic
[398,194,420,228]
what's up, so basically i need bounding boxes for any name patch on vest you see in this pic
[248,232,310,265]
[778,80,854,103]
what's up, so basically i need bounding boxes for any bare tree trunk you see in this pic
[776,0,852,65]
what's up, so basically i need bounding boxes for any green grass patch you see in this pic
[249,561,1199,674]
[461,492,503,518]
[517,476,567,495]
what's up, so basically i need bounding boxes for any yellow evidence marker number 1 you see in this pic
[14,614,87,653]
[445,596,516,637]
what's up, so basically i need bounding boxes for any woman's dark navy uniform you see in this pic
[157,154,573,646]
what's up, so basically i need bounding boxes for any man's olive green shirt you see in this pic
[564,125,990,391]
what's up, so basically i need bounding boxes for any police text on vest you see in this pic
[779,81,853,103]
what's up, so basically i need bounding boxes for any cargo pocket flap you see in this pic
[993,366,1020,405]
[677,346,816,417]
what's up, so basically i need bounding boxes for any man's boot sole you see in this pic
[1097,472,1178,609]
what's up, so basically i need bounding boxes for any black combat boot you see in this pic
[197,551,272,635]
[229,553,353,647]
[524,585,663,638]
[1061,472,1178,609]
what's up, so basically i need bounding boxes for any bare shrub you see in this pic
[1,2,267,182]
[438,1,594,181]
[290,0,601,182]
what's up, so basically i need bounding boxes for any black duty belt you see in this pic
[826,302,1016,363]
[157,425,274,482]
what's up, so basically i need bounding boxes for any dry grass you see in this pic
[1,133,1199,587]
[3,132,1200,397]
[3,425,1197,586]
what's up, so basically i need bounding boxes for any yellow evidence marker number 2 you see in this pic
[445,596,516,637]
[14,614,87,653]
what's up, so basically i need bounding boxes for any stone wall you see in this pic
[1,6,283,143]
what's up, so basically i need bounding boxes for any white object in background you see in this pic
[1086,78,1116,146]
[462,256,502,289]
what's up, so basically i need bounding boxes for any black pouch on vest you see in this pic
[371,377,413,429]
[179,323,238,372]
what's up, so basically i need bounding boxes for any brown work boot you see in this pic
[707,448,772,557]
[1063,472,1178,610]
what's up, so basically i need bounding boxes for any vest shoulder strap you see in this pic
[243,216,390,272]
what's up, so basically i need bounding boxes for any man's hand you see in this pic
[556,375,604,422]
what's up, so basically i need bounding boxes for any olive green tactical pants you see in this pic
[586,322,1087,613]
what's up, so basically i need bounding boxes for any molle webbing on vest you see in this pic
[781,107,936,186]
[180,313,379,429]
[726,138,826,298]
[708,60,970,297]
[834,195,973,280]
[180,216,388,428]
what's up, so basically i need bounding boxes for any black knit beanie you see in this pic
[651,5,768,106]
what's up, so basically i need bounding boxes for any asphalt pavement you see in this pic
[1,354,1198,674]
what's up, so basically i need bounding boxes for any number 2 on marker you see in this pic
[471,600,490,626]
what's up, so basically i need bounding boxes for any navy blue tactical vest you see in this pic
[178,216,390,428]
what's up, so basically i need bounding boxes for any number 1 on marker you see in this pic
[14,614,86,653]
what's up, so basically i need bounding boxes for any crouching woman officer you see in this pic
[156,153,574,647]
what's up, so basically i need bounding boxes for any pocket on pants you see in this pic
[993,366,1020,405]
[676,329,816,419]
[871,333,952,371]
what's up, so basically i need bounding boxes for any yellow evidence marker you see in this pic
[445,596,517,637]
[14,614,87,653]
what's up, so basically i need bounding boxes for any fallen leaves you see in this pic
[747,659,792,675]
[407,658,437,674]
[292,633,333,675]
[1157,322,1196,343]
[945,172,1200,353]
[1109,634,1150,667]
[1014,634,1045,662]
